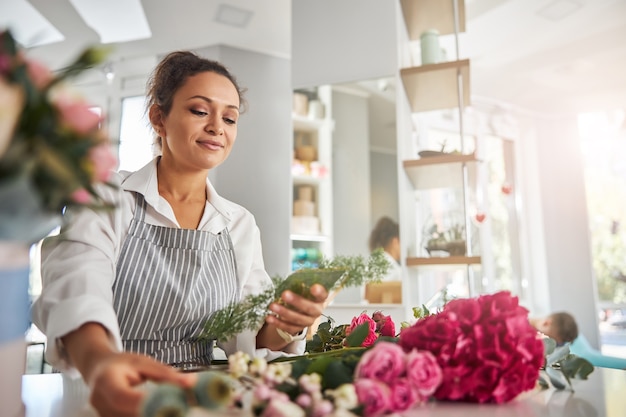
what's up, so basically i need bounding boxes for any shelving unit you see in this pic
[396,0,480,310]
[290,86,334,271]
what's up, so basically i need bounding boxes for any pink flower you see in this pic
[389,378,419,412]
[71,188,92,204]
[261,397,305,417]
[25,58,53,89]
[53,95,102,134]
[346,313,377,347]
[400,291,544,404]
[354,341,405,384]
[353,379,390,417]
[372,311,396,337]
[405,349,442,398]
[88,143,117,182]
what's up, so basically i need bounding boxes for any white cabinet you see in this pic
[396,0,480,310]
[290,86,334,271]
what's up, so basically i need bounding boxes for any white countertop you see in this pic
[22,366,626,417]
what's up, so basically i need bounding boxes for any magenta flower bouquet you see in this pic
[399,291,544,403]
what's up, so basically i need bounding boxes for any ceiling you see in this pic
[4,0,626,115]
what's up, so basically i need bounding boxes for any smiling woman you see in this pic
[31,50,330,417]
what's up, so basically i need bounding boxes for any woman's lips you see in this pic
[197,140,223,151]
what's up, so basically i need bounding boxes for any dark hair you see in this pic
[368,216,399,252]
[146,51,247,147]
[551,311,579,344]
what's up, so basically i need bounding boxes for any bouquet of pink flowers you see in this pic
[0,29,117,243]
[398,290,544,403]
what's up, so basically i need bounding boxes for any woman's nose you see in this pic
[205,118,224,135]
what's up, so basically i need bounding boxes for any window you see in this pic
[118,96,155,172]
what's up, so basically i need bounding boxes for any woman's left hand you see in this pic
[259,283,328,349]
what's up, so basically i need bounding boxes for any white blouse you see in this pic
[32,158,303,374]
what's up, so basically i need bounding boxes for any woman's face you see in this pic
[157,71,240,171]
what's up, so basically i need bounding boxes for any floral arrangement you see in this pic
[144,291,594,417]
[0,30,117,243]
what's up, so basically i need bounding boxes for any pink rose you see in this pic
[434,363,473,401]
[389,378,419,412]
[443,297,482,326]
[405,349,442,397]
[399,313,460,356]
[88,143,117,182]
[347,313,377,347]
[71,188,92,204]
[354,379,390,417]
[25,58,53,89]
[354,341,405,384]
[377,315,396,337]
[54,95,102,134]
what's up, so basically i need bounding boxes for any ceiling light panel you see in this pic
[69,0,151,43]
[0,0,64,47]
[215,4,254,28]
[536,0,583,21]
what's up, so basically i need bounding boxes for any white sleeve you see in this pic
[31,182,127,374]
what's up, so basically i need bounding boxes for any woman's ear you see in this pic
[148,104,164,136]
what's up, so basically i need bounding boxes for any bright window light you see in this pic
[0,0,64,47]
[69,0,151,44]
[118,96,155,172]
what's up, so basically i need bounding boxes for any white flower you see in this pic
[299,373,322,395]
[228,351,250,378]
[325,384,358,410]
[249,357,268,376]
[264,362,292,385]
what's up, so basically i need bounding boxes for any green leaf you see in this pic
[345,323,370,347]
[275,269,346,299]
[542,338,557,356]
[560,355,594,380]
[545,367,568,390]
[323,360,354,389]
[306,355,335,376]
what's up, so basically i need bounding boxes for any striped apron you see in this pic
[112,194,238,366]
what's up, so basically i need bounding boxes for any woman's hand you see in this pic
[62,322,195,417]
[86,352,196,417]
[258,283,329,350]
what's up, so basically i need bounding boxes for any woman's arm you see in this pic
[62,322,195,417]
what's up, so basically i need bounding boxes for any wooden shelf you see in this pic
[293,114,326,132]
[403,153,478,189]
[400,59,470,112]
[406,255,481,266]
[400,0,466,39]
[292,174,326,185]
[291,234,328,242]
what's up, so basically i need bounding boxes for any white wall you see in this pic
[195,45,293,277]
[292,0,397,89]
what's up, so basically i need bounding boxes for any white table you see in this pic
[22,366,626,417]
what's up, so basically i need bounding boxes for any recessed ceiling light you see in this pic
[215,4,254,28]
[69,0,151,43]
[0,0,64,47]
[536,0,583,21]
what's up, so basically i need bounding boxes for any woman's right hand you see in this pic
[62,322,196,417]
[86,351,196,417]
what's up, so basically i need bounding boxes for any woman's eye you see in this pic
[190,109,207,116]
[224,118,236,125]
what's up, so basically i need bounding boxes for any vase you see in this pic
[0,241,31,417]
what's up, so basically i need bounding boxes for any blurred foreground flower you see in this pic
[0,29,117,243]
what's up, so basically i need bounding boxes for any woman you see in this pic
[32,51,328,417]
[368,216,401,282]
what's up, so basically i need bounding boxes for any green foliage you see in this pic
[200,250,390,343]
[538,338,594,391]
